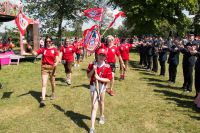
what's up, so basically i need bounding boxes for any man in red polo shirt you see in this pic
[119,38,136,80]
[105,35,125,96]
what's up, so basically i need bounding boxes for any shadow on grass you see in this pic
[131,67,147,72]
[189,115,200,120]
[52,104,90,132]
[55,78,65,83]
[72,84,89,89]
[154,89,194,99]
[56,83,68,86]
[140,71,156,76]
[129,60,141,68]
[141,77,166,83]
[148,82,181,90]
[165,97,200,113]
[114,77,120,80]
[81,68,87,71]
[1,92,13,99]
[18,90,41,103]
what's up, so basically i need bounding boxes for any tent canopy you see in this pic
[0,14,16,22]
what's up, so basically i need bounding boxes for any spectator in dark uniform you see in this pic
[167,38,180,84]
[152,37,159,73]
[190,41,200,108]
[146,38,153,71]
[158,40,168,76]
[180,34,197,92]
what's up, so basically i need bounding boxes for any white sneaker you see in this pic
[77,64,80,67]
[74,64,77,67]
[99,116,105,124]
[89,128,95,133]
[67,80,71,85]
[65,79,71,85]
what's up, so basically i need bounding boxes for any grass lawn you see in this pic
[0,50,200,133]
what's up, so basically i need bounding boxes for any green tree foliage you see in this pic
[194,0,200,35]
[111,0,198,36]
[25,0,88,43]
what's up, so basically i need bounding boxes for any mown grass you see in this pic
[0,50,200,133]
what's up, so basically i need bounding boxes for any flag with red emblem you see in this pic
[84,8,104,22]
[15,11,33,35]
[83,25,101,53]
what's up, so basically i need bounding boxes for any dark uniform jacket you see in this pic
[159,47,168,62]
[181,41,197,66]
[168,45,180,65]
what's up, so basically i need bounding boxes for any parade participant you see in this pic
[87,48,112,133]
[105,35,125,96]
[60,37,77,85]
[114,35,120,46]
[32,36,59,107]
[73,37,82,67]
[180,33,197,92]
[167,38,180,84]
[119,38,135,80]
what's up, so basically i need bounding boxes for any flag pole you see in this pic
[102,27,109,36]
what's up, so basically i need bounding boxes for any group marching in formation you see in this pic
[28,33,200,133]
[29,34,133,133]
[1,32,200,132]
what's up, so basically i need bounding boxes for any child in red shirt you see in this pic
[87,48,112,133]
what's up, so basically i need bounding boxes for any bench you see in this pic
[9,55,24,65]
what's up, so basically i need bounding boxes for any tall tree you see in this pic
[25,0,87,44]
[111,0,198,36]
[194,0,200,35]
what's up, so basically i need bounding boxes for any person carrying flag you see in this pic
[105,35,125,96]
[87,48,112,133]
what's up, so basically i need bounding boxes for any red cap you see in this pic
[97,48,107,55]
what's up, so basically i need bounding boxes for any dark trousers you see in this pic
[152,56,158,72]
[168,63,177,83]
[139,52,143,65]
[147,56,152,69]
[195,67,200,97]
[159,61,166,76]
[182,64,194,91]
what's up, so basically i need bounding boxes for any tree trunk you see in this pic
[57,16,63,47]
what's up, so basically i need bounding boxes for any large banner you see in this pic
[15,11,32,35]
[84,8,104,22]
[83,25,100,53]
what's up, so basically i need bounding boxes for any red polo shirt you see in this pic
[87,62,113,85]
[36,47,59,66]
[119,43,133,60]
[106,45,121,63]
[60,45,76,62]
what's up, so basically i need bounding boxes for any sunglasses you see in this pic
[46,40,51,43]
